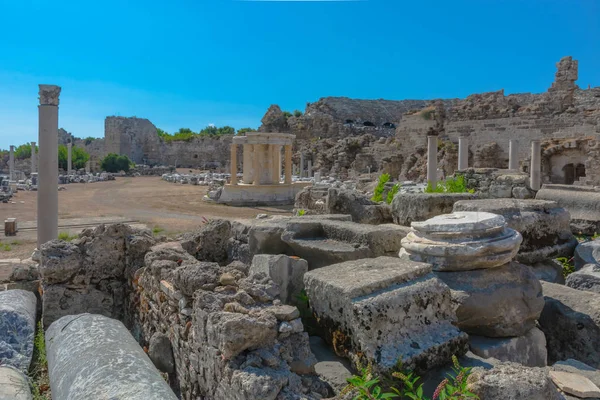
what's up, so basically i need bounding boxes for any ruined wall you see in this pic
[104,117,163,165]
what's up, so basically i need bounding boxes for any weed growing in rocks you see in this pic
[372,174,391,202]
[57,232,78,241]
[556,256,575,277]
[29,322,51,400]
[2,243,11,251]
[297,209,307,216]
[386,184,400,204]
[343,356,478,400]
[152,226,165,236]
[425,176,474,194]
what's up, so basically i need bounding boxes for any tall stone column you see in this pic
[37,84,61,248]
[243,144,253,184]
[458,136,468,170]
[530,140,541,191]
[269,145,278,184]
[9,145,14,181]
[427,135,438,189]
[31,142,36,174]
[67,142,72,175]
[300,153,305,178]
[278,147,283,182]
[284,145,292,184]
[307,160,313,178]
[509,140,519,170]
[230,144,237,185]
[253,144,261,185]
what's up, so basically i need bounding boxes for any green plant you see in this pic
[293,110,303,117]
[2,244,11,252]
[344,366,399,399]
[237,127,256,135]
[425,176,473,194]
[29,322,51,400]
[386,184,400,204]
[58,232,78,241]
[282,111,293,119]
[58,144,90,170]
[556,256,575,278]
[297,209,307,217]
[152,226,165,236]
[100,153,132,173]
[372,174,391,202]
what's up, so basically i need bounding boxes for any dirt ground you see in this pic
[0,175,292,260]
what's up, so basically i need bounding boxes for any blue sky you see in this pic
[0,0,598,149]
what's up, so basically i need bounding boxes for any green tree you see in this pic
[293,110,303,117]
[14,143,36,159]
[282,111,292,119]
[58,144,90,171]
[100,153,131,173]
[237,127,256,135]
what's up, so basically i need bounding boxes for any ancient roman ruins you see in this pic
[2,56,600,400]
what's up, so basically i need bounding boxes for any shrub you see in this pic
[282,111,293,119]
[386,183,400,204]
[100,153,131,173]
[556,257,575,278]
[83,137,95,145]
[425,175,473,194]
[237,127,256,135]
[372,174,391,202]
[293,110,303,117]
[14,143,36,159]
[58,232,78,241]
[58,144,90,170]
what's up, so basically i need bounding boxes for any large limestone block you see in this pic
[575,240,600,270]
[539,281,600,367]
[180,219,232,263]
[536,184,600,235]
[469,327,547,367]
[46,314,178,400]
[436,262,544,337]
[391,192,478,226]
[466,362,564,400]
[304,257,468,374]
[453,198,577,264]
[325,188,393,224]
[250,254,308,306]
[400,212,522,271]
[0,290,37,372]
[550,370,600,399]
[553,359,600,389]
[0,366,33,400]
[566,264,600,293]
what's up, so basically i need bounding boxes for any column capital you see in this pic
[39,84,61,106]
[10,145,14,150]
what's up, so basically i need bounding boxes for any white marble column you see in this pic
[427,135,438,189]
[252,144,261,185]
[300,153,305,178]
[509,140,519,170]
[85,160,91,174]
[230,144,237,185]
[243,144,253,184]
[38,84,61,248]
[530,140,541,191]
[67,142,72,175]
[458,136,468,170]
[31,142,37,174]
[278,147,283,182]
[284,145,292,184]
[9,145,14,181]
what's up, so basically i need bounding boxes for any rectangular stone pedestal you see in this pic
[304,257,468,374]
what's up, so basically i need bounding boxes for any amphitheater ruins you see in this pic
[1,56,600,400]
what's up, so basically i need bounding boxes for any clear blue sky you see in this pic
[0,0,598,149]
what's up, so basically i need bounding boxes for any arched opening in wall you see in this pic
[345,119,354,124]
[363,121,375,127]
[576,163,586,182]
[382,122,396,129]
[563,163,575,185]
[193,154,199,159]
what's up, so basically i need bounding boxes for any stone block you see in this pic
[148,332,175,374]
[325,188,392,224]
[469,327,547,367]
[566,264,600,293]
[436,262,544,337]
[391,192,478,226]
[549,370,600,399]
[536,184,600,235]
[528,259,566,284]
[453,198,577,264]
[575,240,600,270]
[46,314,177,400]
[400,212,522,271]
[0,290,37,372]
[552,359,600,389]
[539,281,600,367]
[0,366,33,400]
[250,255,308,306]
[304,257,468,374]
[467,362,564,400]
